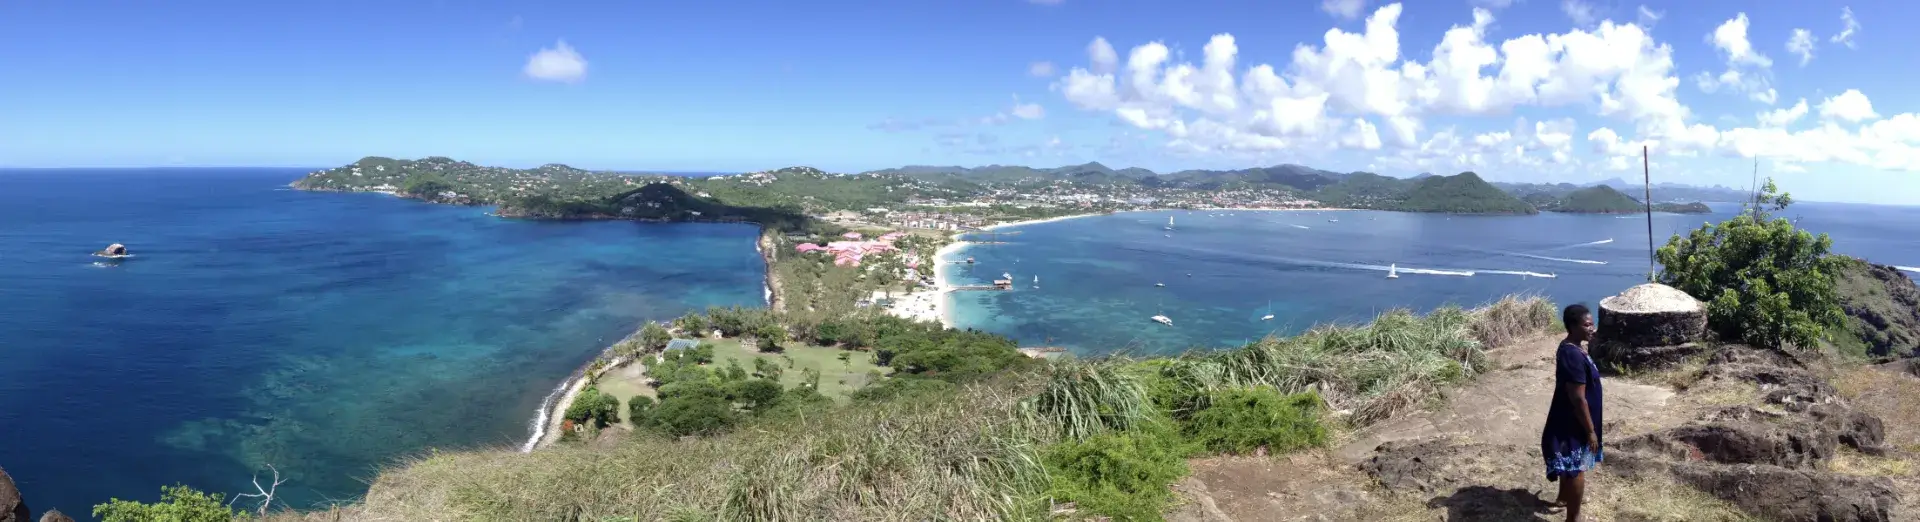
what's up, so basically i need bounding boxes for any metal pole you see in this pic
[1642,146,1655,280]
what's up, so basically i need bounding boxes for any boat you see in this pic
[1002,272,1013,281]
[1387,264,1400,279]
[965,257,975,264]
[1260,300,1275,321]
[1164,216,1175,231]
[1151,314,1173,326]
[1328,218,1339,223]
[1032,275,1039,289]
[92,243,133,259]
[1155,282,1165,287]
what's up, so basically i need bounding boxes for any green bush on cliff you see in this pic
[1181,387,1327,455]
[94,484,245,522]
[1039,419,1189,521]
[1657,179,1843,350]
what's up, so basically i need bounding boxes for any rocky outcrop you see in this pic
[1835,258,1920,358]
[1607,344,1900,521]
[1,466,27,522]
[1593,283,1708,370]
[36,510,71,522]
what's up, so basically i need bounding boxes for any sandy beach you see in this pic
[882,240,964,327]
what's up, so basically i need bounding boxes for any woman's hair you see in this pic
[1563,304,1590,333]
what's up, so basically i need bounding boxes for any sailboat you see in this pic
[1032,275,1040,289]
[1387,264,1400,279]
[1260,300,1275,321]
[1155,282,1165,287]
[1164,216,1175,231]
[1150,300,1173,326]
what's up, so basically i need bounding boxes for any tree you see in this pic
[649,394,737,436]
[721,359,750,382]
[1657,178,1843,351]
[690,342,716,364]
[94,484,245,522]
[628,395,657,427]
[563,387,621,428]
[756,324,788,352]
[639,322,672,352]
[727,378,786,412]
[753,357,784,381]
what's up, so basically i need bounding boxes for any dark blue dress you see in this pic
[1541,340,1603,480]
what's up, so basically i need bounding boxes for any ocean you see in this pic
[945,203,1920,355]
[0,169,765,515]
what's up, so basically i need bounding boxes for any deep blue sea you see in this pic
[0,169,764,515]
[947,203,1920,355]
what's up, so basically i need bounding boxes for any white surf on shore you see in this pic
[1898,266,1920,274]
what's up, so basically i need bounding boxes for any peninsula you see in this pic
[1531,185,1714,214]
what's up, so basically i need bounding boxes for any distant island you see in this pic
[1525,185,1714,214]
[291,157,1651,227]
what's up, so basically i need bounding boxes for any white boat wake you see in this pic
[1897,266,1920,274]
[1290,224,1310,229]
[1481,270,1559,278]
[1505,252,1608,265]
[1551,238,1613,249]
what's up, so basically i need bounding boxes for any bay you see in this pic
[945,203,1920,355]
[0,169,765,514]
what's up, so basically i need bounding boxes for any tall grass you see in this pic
[273,378,1053,521]
[1029,295,1555,432]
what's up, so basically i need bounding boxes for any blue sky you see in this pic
[2,0,1916,203]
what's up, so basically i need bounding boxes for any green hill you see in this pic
[497,183,825,234]
[1315,172,1535,214]
[1547,185,1644,213]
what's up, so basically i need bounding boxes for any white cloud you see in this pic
[1697,13,1773,104]
[1636,5,1663,27]
[1818,89,1876,122]
[1561,0,1597,26]
[1757,98,1808,127]
[1710,13,1770,67]
[523,40,587,83]
[1322,0,1368,20]
[1012,102,1046,120]
[1028,61,1057,78]
[1472,0,1516,9]
[1088,37,1119,75]
[1041,2,1920,176]
[1831,7,1859,48]
[1786,29,1815,66]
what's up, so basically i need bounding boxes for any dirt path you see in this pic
[1169,334,1687,521]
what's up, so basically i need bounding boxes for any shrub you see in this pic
[1181,387,1327,455]
[753,357,784,381]
[1657,179,1843,351]
[94,484,244,522]
[563,386,620,428]
[690,342,716,364]
[628,395,657,427]
[756,324,788,352]
[727,378,785,412]
[651,394,737,436]
[639,322,672,351]
[1040,420,1188,521]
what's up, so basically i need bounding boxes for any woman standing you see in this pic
[1542,304,1602,520]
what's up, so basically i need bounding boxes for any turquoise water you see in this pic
[0,169,765,514]
[946,203,1920,355]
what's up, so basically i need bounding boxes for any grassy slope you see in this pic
[268,296,1557,521]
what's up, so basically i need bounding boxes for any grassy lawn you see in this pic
[706,338,889,401]
[592,362,655,428]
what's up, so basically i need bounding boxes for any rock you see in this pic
[37,510,71,522]
[1594,284,1709,370]
[0,466,25,522]
[1613,421,1833,469]
[1669,462,1897,522]
[1833,259,1920,358]
[100,243,126,256]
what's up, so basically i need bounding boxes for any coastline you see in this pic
[882,239,963,327]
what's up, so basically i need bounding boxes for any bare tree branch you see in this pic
[228,464,287,516]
